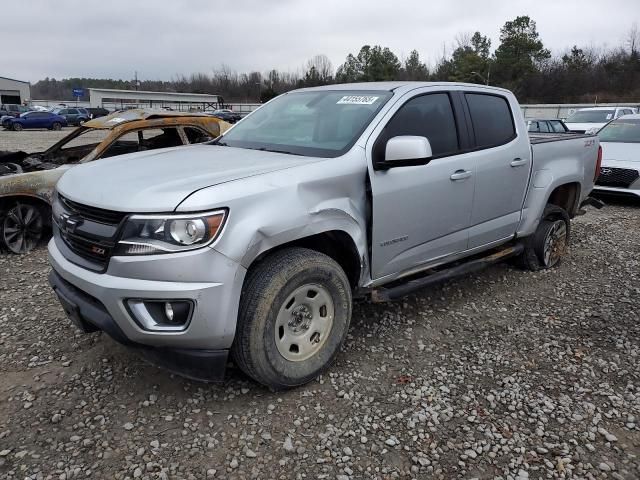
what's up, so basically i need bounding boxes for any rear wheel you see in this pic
[51,122,62,131]
[516,205,570,271]
[1,203,44,254]
[12,123,23,131]
[232,248,352,389]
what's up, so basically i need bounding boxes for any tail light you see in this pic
[594,145,602,182]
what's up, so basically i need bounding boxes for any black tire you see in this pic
[516,205,571,271]
[232,247,352,390]
[51,122,62,131]
[0,202,44,254]
[12,123,23,131]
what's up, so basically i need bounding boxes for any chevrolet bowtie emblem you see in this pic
[59,213,84,234]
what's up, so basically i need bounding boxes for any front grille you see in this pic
[596,167,640,188]
[59,230,113,269]
[59,194,126,225]
[56,195,126,271]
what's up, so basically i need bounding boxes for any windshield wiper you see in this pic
[211,139,228,146]
[254,147,303,156]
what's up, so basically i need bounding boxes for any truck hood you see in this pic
[601,142,640,162]
[56,144,313,212]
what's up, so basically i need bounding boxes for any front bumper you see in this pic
[593,185,640,198]
[48,238,247,379]
[594,161,640,197]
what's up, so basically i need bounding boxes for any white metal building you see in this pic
[0,76,31,104]
[88,88,223,111]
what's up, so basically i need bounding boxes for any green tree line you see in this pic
[31,16,640,104]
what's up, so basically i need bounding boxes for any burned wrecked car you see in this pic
[0,110,230,253]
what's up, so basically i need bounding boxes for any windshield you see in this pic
[566,110,615,123]
[218,90,392,157]
[598,119,640,143]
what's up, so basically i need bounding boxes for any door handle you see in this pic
[510,158,528,167]
[450,170,472,181]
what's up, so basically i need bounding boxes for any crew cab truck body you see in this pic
[48,82,602,388]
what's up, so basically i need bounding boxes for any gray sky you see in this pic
[6,0,638,82]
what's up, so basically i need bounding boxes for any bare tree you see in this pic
[626,22,639,55]
[304,54,334,84]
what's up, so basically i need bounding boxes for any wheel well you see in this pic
[0,196,52,226]
[249,231,362,289]
[547,183,580,216]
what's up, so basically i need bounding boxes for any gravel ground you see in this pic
[0,128,77,153]
[0,200,639,479]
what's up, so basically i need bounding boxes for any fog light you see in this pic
[127,299,193,331]
[164,302,174,322]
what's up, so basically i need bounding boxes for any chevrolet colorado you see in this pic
[47,82,603,389]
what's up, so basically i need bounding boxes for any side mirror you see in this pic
[385,136,432,162]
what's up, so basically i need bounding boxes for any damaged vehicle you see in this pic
[48,83,603,389]
[0,110,230,253]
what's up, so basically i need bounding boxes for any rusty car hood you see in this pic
[56,144,314,212]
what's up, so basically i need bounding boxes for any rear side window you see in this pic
[375,93,459,159]
[549,121,565,133]
[465,93,516,148]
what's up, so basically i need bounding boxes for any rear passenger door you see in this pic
[368,90,476,279]
[463,92,531,249]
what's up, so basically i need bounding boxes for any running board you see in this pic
[371,243,524,302]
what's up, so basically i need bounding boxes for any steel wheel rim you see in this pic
[275,283,335,362]
[3,204,43,253]
[543,220,567,267]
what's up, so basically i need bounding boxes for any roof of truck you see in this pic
[295,81,510,94]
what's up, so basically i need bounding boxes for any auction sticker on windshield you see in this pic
[337,95,379,105]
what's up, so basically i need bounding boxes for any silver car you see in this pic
[594,114,640,198]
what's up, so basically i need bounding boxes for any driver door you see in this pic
[368,90,476,280]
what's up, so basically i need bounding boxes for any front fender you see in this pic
[178,154,370,281]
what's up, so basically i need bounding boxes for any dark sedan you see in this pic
[206,109,242,124]
[5,111,68,131]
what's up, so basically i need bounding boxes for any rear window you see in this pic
[465,94,516,148]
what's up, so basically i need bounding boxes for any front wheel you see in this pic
[232,248,352,389]
[1,203,44,254]
[12,123,23,131]
[516,205,570,271]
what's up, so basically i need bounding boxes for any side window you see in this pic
[527,121,539,132]
[68,109,78,115]
[375,93,459,160]
[184,127,213,144]
[465,93,516,148]
[550,121,565,133]
[141,128,183,149]
[101,131,140,158]
[59,109,68,115]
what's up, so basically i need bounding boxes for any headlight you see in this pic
[114,209,227,255]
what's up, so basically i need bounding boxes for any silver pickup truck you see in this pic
[47,82,603,388]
